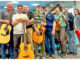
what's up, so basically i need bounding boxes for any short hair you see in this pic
[37,5,41,8]
[75,9,79,13]
[17,5,23,8]
[49,2,53,5]
[75,9,80,15]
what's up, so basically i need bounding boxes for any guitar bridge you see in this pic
[23,55,29,58]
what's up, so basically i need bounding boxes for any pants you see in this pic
[75,30,80,42]
[67,30,77,53]
[13,34,24,58]
[1,29,14,59]
[34,42,45,57]
[55,27,67,53]
[26,28,33,44]
[45,31,55,56]
[1,41,14,59]
[26,28,34,52]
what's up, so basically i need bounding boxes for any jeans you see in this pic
[1,40,14,59]
[45,31,55,56]
[67,30,77,53]
[1,28,14,59]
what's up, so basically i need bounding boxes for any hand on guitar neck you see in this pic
[41,21,46,26]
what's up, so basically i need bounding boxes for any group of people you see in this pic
[0,1,80,59]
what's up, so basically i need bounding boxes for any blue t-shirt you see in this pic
[46,13,56,32]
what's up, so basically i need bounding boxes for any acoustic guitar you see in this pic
[0,24,12,44]
[55,12,64,32]
[18,22,34,59]
[32,25,46,44]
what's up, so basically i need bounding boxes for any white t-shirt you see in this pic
[12,13,27,34]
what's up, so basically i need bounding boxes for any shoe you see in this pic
[40,57,45,59]
[73,52,77,55]
[36,56,40,59]
[68,52,74,54]
[46,55,50,58]
[59,52,67,57]
[51,54,55,58]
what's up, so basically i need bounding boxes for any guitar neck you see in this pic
[23,22,27,46]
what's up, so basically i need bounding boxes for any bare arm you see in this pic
[52,21,56,36]
[29,18,34,25]
[11,19,21,26]
[52,21,56,31]
[0,19,10,24]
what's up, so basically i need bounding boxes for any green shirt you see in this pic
[34,11,45,25]
[54,12,66,27]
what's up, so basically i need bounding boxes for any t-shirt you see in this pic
[46,13,56,32]
[12,13,27,34]
[23,11,34,28]
[34,11,45,26]
[54,12,66,27]
[0,9,13,26]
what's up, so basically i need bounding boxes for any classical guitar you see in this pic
[32,25,46,44]
[0,24,12,44]
[18,22,34,59]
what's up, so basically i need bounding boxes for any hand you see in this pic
[52,30,55,36]
[36,29,40,35]
[5,20,10,24]
[61,14,64,17]
[16,18,23,21]
[66,18,69,20]
[41,21,46,26]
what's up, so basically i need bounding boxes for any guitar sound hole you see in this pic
[1,30,9,36]
[4,27,8,31]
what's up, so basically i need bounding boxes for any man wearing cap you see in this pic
[33,5,45,59]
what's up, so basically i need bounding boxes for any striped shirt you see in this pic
[34,11,45,25]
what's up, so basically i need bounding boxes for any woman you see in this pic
[74,9,80,42]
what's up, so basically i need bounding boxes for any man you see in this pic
[49,2,54,9]
[54,7,68,57]
[12,5,29,58]
[64,8,77,55]
[43,6,48,15]
[33,5,45,59]
[0,2,14,59]
[23,5,34,52]
[41,9,56,58]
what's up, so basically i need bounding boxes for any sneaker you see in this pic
[40,57,45,59]
[73,52,77,55]
[59,52,67,57]
[68,52,74,54]
[51,54,55,58]
[36,56,40,59]
[46,55,50,58]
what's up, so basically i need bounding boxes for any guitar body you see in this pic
[32,25,46,44]
[18,43,34,59]
[0,24,12,44]
[56,20,61,32]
